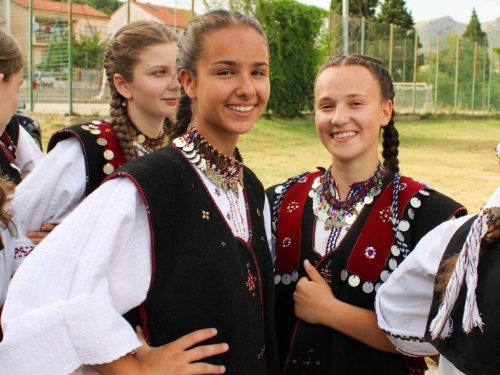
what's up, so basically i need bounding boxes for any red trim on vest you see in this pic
[346,177,424,282]
[0,130,17,166]
[276,171,322,274]
[99,123,126,170]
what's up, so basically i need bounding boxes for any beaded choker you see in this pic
[312,162,386,229]
[172,124,244,192]
[128,123,169,153]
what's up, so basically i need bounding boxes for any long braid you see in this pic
[382,108,400,173]
[167,85,191,139]
[107,82,136,161]
[103,21,179,160]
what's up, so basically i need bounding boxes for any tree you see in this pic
[255,0,326,117]
[377,0,414,30]
[462,7,488,46]
[330,0,378,20]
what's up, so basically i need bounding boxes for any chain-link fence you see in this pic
[1,1,499,116]
[327,13,500,115]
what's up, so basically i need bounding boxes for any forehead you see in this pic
[199,26,269,63]
[315,65,380,98]
[137,42,178,64]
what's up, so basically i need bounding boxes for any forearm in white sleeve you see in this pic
[0,178,152,375]
[375,214,474,357]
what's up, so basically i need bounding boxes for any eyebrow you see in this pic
[212,60,269,67]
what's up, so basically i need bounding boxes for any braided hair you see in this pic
[168,10,268,139]
[0,30,24,82]
[315,54,399,173]
[103,21,179,161]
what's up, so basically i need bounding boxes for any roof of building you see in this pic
[13,0,109,18]
[134,2,192,28]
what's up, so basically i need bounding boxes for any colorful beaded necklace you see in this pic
[312,162,386,229]
[172,124,244,192]
[128,122,169,153]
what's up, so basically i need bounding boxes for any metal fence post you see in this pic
[389,23,393,75]
[471,41,478,114]
[487,46,493,113]
[434,34,440,113]
[454,38,460,114]
[412,30,418,114]
[68,0,73,114]
[361,17,365,55]
[29,0,33,111]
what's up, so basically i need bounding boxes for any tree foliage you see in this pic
[51,0,121,15]
[462,7,488,46]
[377,0,414,30]
[330,0,378,20]
[40,31,108,70]
[255,0,326,117]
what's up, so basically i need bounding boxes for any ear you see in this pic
[380,99,393,127]
[113,73,132,100]
[179,69,196,100]
[0,73,4,83]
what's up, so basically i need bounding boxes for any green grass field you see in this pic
[41,117,500,213]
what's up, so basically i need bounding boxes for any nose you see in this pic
[168,73,181,92]
[235,73,256,99]
[331,105,349,126]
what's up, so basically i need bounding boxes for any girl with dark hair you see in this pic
[376,147,500,375]
[266,54,466,375]
[0,29,43,184]
[9,20,179,253]
[0,10,279,375]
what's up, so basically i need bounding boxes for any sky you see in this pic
[295,0,500,24]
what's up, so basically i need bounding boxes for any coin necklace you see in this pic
[128,122,169,153]
[172,124,244,193]
[312,162,386,230]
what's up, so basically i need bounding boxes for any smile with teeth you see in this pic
[333,131,356,139]
[228,105,255,113]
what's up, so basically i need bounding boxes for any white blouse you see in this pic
[0,158,272,375]
[375,214,474,375]
[0,126,43,307]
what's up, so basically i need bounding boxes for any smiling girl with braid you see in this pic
[266,54,466,375]
[0,10,279,375]
[7,21,180,258]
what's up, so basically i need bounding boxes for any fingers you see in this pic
[185,362,226,374]
[185,342,229,363]
[40,223,57,231]
[170,328,220,351]
[135,326,149,347]
[303,259,322,283]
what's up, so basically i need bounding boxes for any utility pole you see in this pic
[342,0,348,55]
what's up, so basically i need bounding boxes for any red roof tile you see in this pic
[135,2,192,28]
[13,0,109,18]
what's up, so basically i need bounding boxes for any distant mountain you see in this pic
[415,15,500,52]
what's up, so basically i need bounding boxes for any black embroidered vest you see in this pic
[48,122,126,196]
[113,146,280,375]
[267,171,466,375]
[426,215,500,375]
[0,117,21,184]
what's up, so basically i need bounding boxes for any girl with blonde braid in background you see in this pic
[7,21,180,265]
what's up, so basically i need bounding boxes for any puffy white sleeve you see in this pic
[375,214,475,357]
[16,125,44,179]
[0,177,152,375]
[10,137,86,268]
